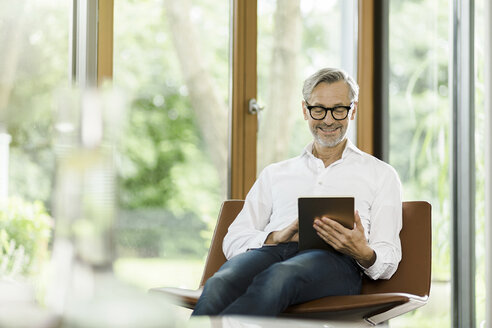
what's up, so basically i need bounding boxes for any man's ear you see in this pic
[302,100,309,120]
[350,102,358,120]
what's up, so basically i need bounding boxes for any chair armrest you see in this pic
[149,287,203,309]
[364,294,428,325]
[283,293,428,325]
[285,292,424,313]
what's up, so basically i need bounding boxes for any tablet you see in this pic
[298,197,354,251]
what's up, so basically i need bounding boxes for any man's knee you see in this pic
[252,262,310,292]
[205,270,234,292]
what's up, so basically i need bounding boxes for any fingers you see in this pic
[318,216,345,234]
[313,217,355,253]
[286,220,299,234]
[276,220,299,243]
[354,210,364,232]
[313,218,344,245]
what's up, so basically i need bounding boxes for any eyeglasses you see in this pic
[305,101,353,121]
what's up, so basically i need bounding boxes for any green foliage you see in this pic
[118,94,195,209]
[115,208,208,258]
[112,0,227,260]
[116,91,221,258]
[474,1,486,324]
[3,2,69,208]
[388,0,451,281]
[0,197,52,277]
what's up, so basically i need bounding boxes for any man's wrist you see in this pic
[265,231,277,245]
[357,247,376,268]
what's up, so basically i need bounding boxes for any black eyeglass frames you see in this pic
[305,101,353,121]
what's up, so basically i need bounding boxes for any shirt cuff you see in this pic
[246,231,270,250]
[358,249,383,280]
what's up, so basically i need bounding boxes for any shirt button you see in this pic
[318,181,322,185]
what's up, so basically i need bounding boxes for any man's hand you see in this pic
[313,210,376,268]
[265,220,299,245]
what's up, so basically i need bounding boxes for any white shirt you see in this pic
[223,139,403,280]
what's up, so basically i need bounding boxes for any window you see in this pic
[387,0,451,326]
[112,0,229,290]
[0,0,69,287]
[256,0,358,172]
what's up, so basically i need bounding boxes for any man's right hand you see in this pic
[264,220,299,245]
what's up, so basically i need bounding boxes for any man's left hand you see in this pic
[313,210,376,268]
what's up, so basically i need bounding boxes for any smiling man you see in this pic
[192,68,402,317]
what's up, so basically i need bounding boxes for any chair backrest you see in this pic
[200,200,432,299]
[200,200,245,286]
[361,201,431,297]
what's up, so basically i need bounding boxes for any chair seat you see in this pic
[150,286,427,316]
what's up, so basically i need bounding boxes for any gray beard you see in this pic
[311,124,348,148]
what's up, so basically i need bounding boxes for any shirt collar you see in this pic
[302,138,364,159]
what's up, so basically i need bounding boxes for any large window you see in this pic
[0,0,69,290]
[112,0,229,290]
[387,0,451,326]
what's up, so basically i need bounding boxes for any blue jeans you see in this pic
[192,242,362,316]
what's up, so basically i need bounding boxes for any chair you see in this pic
[150,200,431,326]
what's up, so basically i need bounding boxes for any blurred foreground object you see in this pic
[45,87,176,327]
[0,132,11,200]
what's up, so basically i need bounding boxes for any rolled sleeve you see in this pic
[361,167,402,280]
[362,242,400,280]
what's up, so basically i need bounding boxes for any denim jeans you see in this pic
[192,242,362,316]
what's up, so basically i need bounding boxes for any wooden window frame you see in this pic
[357,0,376,156]
[229,0,258,199]
[95,0,375,199]
[97,0,113,86]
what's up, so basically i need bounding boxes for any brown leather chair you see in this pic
[150,200,431,325]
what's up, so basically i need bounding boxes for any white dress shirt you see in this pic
[223,139,402,280]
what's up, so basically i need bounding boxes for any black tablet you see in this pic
[298,197,354,251]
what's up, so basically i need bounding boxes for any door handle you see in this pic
[248,98,264,115]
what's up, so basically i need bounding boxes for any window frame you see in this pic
[451,0,476,327]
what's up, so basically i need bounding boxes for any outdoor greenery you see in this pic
[388,0,452,326]
[0,197,52,278]
[474,0,486,324]
[389,0,451,281]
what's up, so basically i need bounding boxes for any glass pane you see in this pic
[0,0,69,292]
[113,0,229,290]
[257,0,358,172]
[387,0,451,327]
[474,0,485,326]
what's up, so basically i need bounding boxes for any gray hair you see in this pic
[302,68,359,103]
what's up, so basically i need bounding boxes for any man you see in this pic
[192,68,402,316]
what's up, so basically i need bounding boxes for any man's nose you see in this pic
[322,111,336,124]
